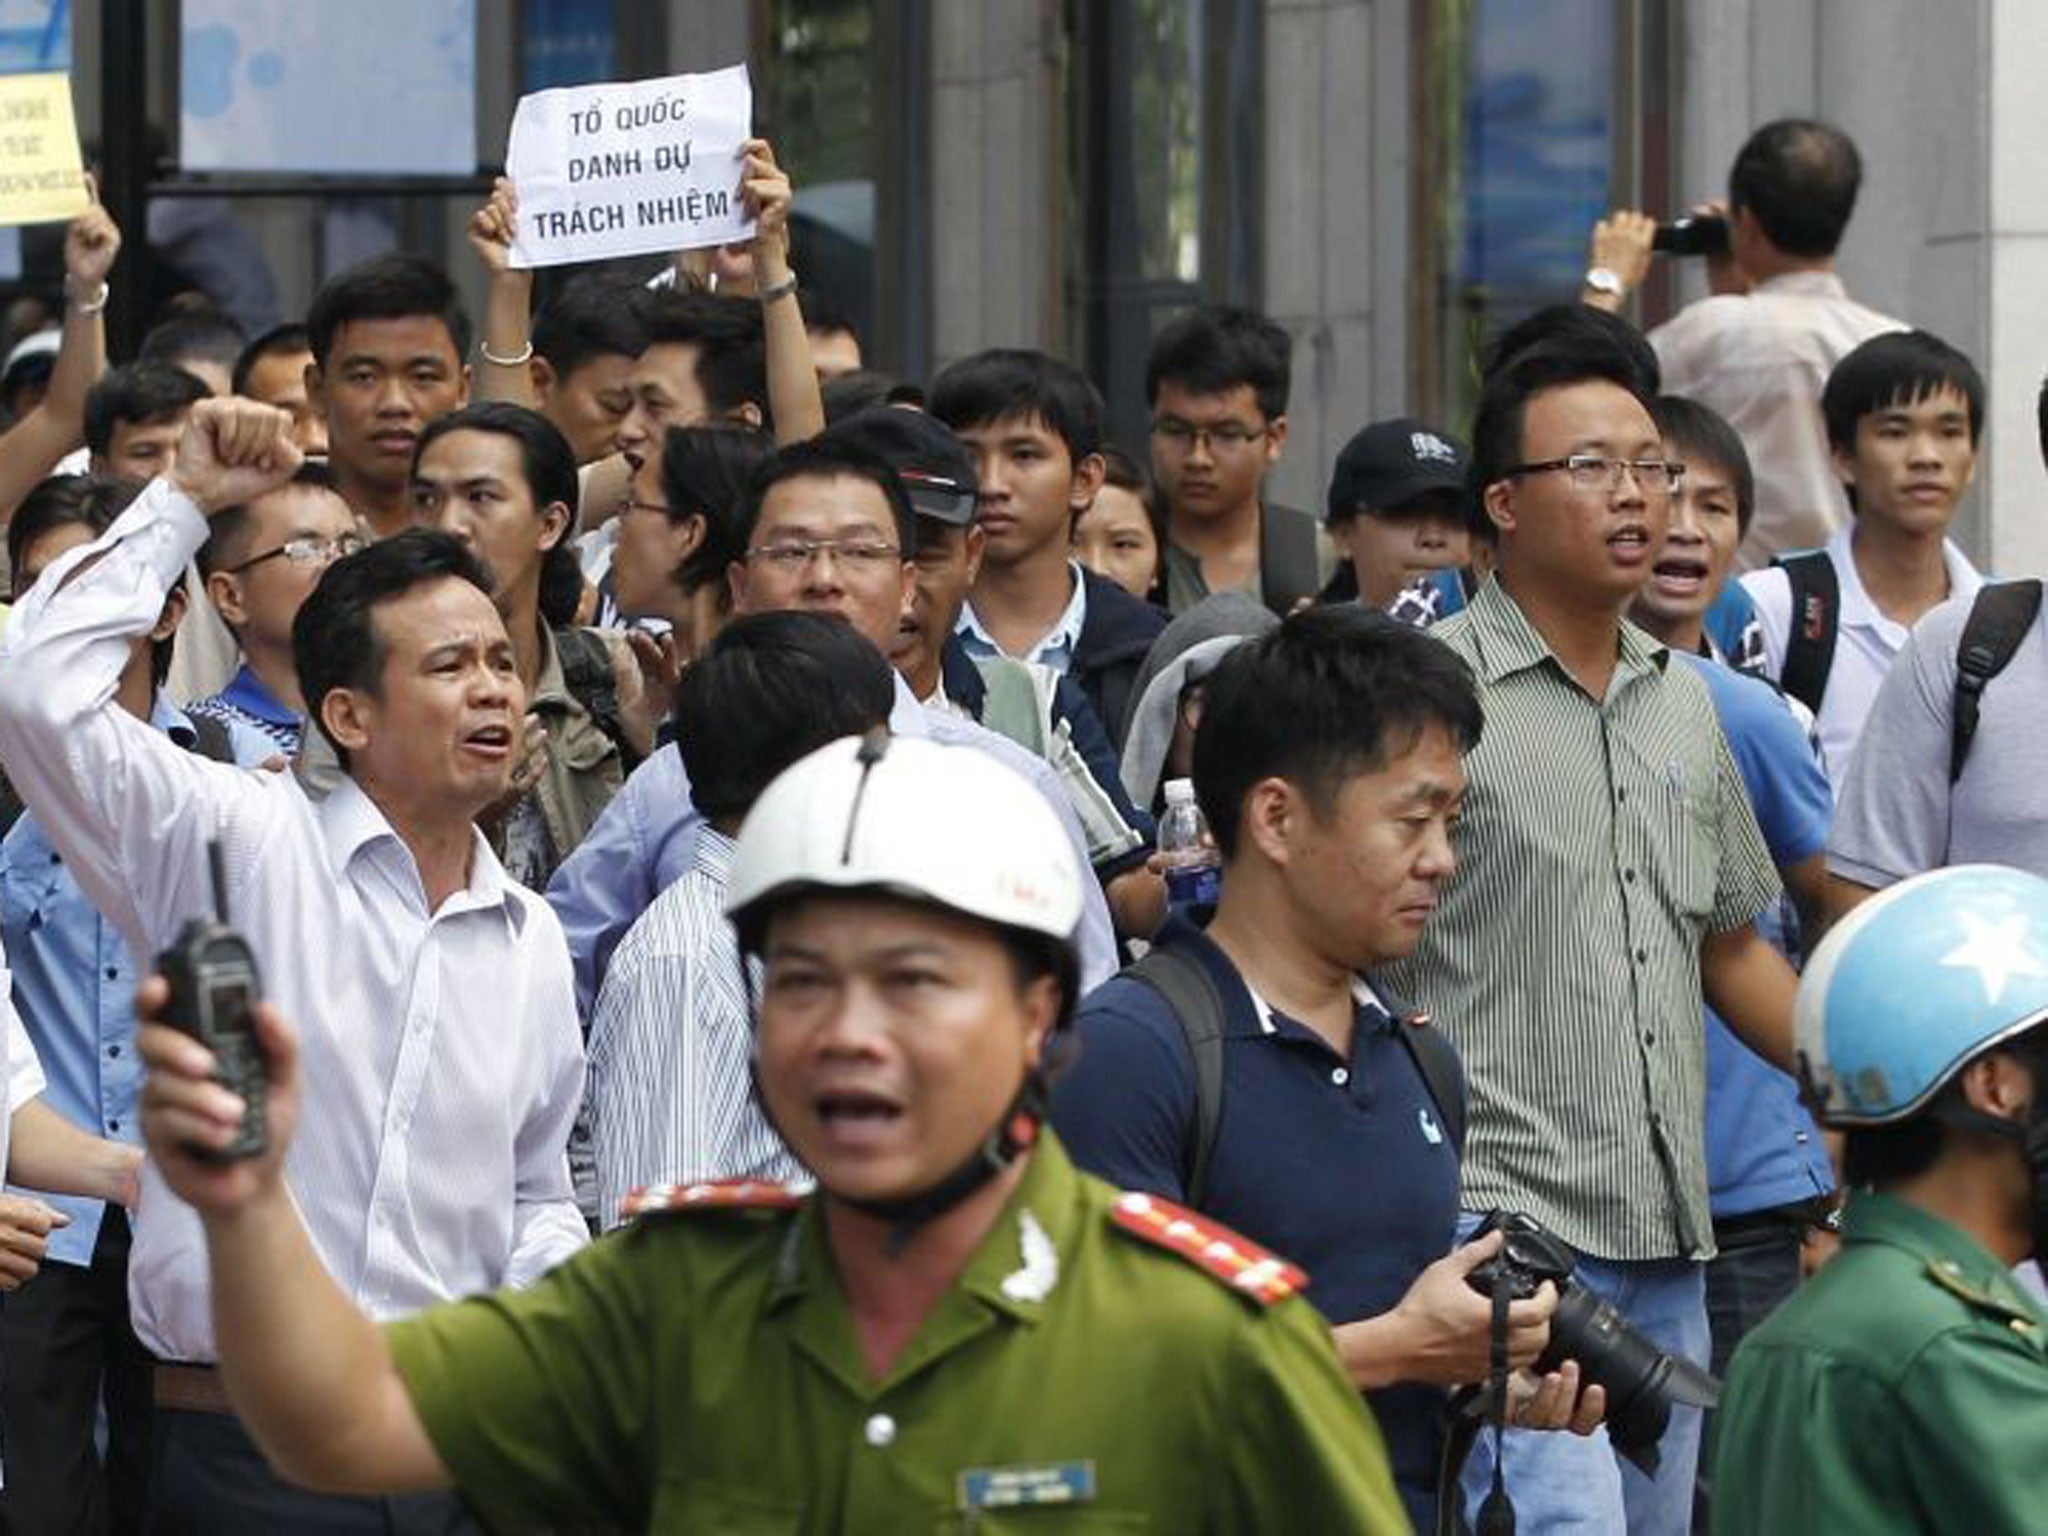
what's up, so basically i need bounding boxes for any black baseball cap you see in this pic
[822,406,978,527]
[1326,417,1470,524]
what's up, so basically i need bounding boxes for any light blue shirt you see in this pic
[0,696,272,1265]
[545,673,1120,1019]
[1678,652,1837,1218]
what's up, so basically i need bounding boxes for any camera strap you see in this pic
[1474,1279,1517,1535]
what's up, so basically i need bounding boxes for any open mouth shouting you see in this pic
[1647,549,1710,602]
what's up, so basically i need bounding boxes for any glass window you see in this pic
[1065,0,1210,458]
[761,0,877,365]
[1415,0,1674,426]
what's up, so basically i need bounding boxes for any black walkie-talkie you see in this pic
[155,841,267,1162]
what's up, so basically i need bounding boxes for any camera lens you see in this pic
[1544,1289,1720,1474]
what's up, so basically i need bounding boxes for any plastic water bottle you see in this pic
[1158,778,1222,910]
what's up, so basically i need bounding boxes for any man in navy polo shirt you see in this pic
[1054,606,1599,1530]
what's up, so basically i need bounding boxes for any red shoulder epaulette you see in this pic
[621,1178,803,1220]
[1107,1191,1307,1307]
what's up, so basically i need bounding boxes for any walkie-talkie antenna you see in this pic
[207,840,229,924]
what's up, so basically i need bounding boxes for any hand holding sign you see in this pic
[64,174,120,292]
[505,65,758,270]
[467,176,519,276]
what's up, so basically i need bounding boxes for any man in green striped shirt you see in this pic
[1383,322,1796,1534]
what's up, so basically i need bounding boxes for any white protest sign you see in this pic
[506,64,756,269]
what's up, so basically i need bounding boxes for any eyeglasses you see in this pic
[1150,418,1271,454]
[1504,455,1684,495]
[227,532,367,574]
[621,499,674,519]
[744,536,903,571]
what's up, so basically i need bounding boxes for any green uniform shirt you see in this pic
[1709,1191,2048,1534]
[386,1134,1408,1533]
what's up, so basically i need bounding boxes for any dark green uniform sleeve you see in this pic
[1219,1297,1410,1533]
[1895,1327,2048,1534]
[385,1238,656,1533]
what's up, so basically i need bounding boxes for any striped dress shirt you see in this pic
[1383,578,1780,1262]
[0,480,589,1363]
[587,829,805,1229]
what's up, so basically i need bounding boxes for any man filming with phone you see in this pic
[1579,119,1905,568]
[0,398,587,1532]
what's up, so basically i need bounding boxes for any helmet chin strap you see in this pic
[835,1074,1051,1251]
[749,1061,1057,1253]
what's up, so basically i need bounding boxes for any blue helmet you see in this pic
[1797,865,2048,1126]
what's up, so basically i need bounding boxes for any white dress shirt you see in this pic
[1740,524,1983,793]
[2,971,46,1198]
[1651,271,1906,568]
[0,479,588,1363]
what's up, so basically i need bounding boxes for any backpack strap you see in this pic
[1772,550,1839,715]
[1125,947,1228,1208]
[1952,579,2043,782]
[1392,1011,1466,1154]
[554,626,640,771]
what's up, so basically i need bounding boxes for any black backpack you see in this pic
[552,625,642,771]
[1950,579,2042,781]
[1125,946,1466,1207]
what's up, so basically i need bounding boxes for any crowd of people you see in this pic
[0,109,2033,1534]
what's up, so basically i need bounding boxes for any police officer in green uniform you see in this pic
[135,731,1408,1532]
[1710,863,2048,1533]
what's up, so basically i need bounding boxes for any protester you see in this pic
[1146,306,1327,615]
[609,423,770,658]
[1626,396,1839,1524]
[410,401,637,889]
[544,435,1122,1016]
[825,405,1160,936]
[1118,591,1277,812]
[1070,444,1164,601]
[1825,377,2048,910]
[929,348,1167,746]
[1712,866,2048,1531]
[1738,328,1986,785]
[304,253,472,538]
[0,950,146,1531]
[1582,119,1906,567]
[84,360,210,485]
[0,473,273,1532]
[231,322,328,457]
[1379,329,1794,1532]
[139,311,246,398]
[465,182,647,468]
[0,398,586,1526]
[586,611,894,1226]
[189,463,364,755]
[803,296,863,380]
[133,731,1409,1530]
[0,192,120,521]
[1319,417,1471,610]
[1057,607,1602,1529]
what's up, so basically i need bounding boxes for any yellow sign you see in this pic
[0,72,89,226]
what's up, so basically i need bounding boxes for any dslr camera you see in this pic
[1465,1210,1719,1473]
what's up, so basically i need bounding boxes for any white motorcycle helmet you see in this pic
[725,729,1087,1228]
[727,729,1084,952]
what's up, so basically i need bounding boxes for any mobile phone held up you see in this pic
[155,842,268,1162]
[1652,213,1730,257]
